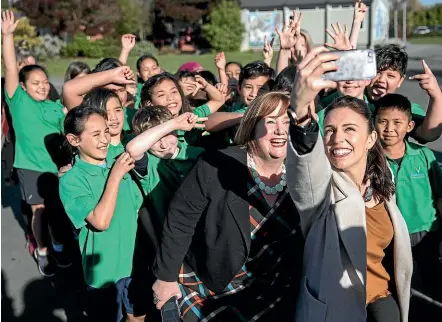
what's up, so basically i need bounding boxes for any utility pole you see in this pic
[402,1,407,43]
[394,6,398,40]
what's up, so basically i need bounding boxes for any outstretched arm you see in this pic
[1,10,20,98]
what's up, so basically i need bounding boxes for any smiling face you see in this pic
[72,114,111,165]
[375,108,414,148]
[239,76,269,106]
[149,132,179,159]
[253,101,290,161]
[323,107,376,177]
[367,69,404,101]
[337,80,370,99]
[138,58,161,82]
[21,69,50,101]
[105,97,125,141]
[150,79,183,117]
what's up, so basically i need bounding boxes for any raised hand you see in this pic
[174,112,207,131]
[215,52,227,70]
[112,66,136,85]
[326,23,352,50]
[410,60,442,99]
[354,0,368,22]
[276,10,303,50]
[291,46,339,115]
[263,35,275,61]
[1,10,19,36]
[121,34,136,52]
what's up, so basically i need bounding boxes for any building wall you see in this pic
[240,0,389,51]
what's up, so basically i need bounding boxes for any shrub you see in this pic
[61,34,104,58]
[13,17,41,49]
[37,34,66,60]
[129,41,158,58]
[203,0,245,52]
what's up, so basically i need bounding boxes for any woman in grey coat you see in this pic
[286,47,412,322]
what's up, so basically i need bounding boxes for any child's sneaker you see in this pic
[33,249,56,277]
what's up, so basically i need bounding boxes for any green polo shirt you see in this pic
[59,156,143,288]
[139,143,204,223]
[317,91,426,136]
[177,103,212,145]
[106,141,125,165]
[387,141,442,234]
[123,107,137,132]
[4,86,65,173]
[226,101,247,114]
[134,82,143,110]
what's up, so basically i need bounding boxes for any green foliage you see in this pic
[61,35,104,58]
[115,0,142,35]
[407,4,442,30]
[128,41,158,58]
[14,17,41,49]
[203,0,244,52]
[37,34,67,60]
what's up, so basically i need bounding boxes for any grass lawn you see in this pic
[408,36,442,45]
[43,52,264,78]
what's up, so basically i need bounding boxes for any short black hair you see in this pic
[226,61,242,71]
[93,58,123,73]
[238,61,274,87]
[136,53,159,72]
[18,64,48,83]
[64,104,107,137]
[273,65,297,92]
[374,93,412,120]
[175,70,196,81]
[83,88,121,112]
[198,70,217,85]
[375,44,408,77]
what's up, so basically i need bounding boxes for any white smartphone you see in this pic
[322,49,377,81]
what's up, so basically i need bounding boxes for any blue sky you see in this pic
[420,0,441,5]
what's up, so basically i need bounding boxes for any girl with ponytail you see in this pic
[286,47,412,322]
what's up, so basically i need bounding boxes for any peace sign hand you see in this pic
[1,10,19,36]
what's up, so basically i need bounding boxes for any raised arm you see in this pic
[195,75,226,113]
[263,35,274,67]
[1,10,20,97]
[349,0,368,49]
[215,52,229,85]
[276,9,302,74]
[411,61,442,143]
[63,66,135,110]
[286,46,338,234]
[126,112,204,160]
[118,34,136,65]
[205,111,243,132]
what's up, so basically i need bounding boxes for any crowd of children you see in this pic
[2,1,442,321]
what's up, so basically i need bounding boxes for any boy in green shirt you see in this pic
[374,93,442,303]
[126,107,205,225]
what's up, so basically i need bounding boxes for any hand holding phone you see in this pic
[321,49,377,82]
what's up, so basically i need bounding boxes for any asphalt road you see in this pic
[2,44,442,321]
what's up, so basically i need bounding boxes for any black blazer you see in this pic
[153,146,262,292]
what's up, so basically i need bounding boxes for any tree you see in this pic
[155,0,223,23]
[13,17,41,49]
[202,0,244,52]
[14,0,121,35]
[115,0,143,35]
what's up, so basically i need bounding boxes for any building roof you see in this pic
[240,0,373,10]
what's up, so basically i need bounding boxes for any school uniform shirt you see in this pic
[177,103,212,146]
[317,91,426,136]
[106,142,125,165]
[59,156,144,289]
[123,106,137,132]
[134,82,143,110]
[139,143,204,223]
[387,141,442,234]
[4,86,65,173]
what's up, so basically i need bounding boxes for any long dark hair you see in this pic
[64,61,91,82]
[324,96,395,202]
[140,72,192,114]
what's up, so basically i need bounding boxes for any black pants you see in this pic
[366,295,400,322]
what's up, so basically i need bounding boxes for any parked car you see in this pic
[413,26,431,35]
